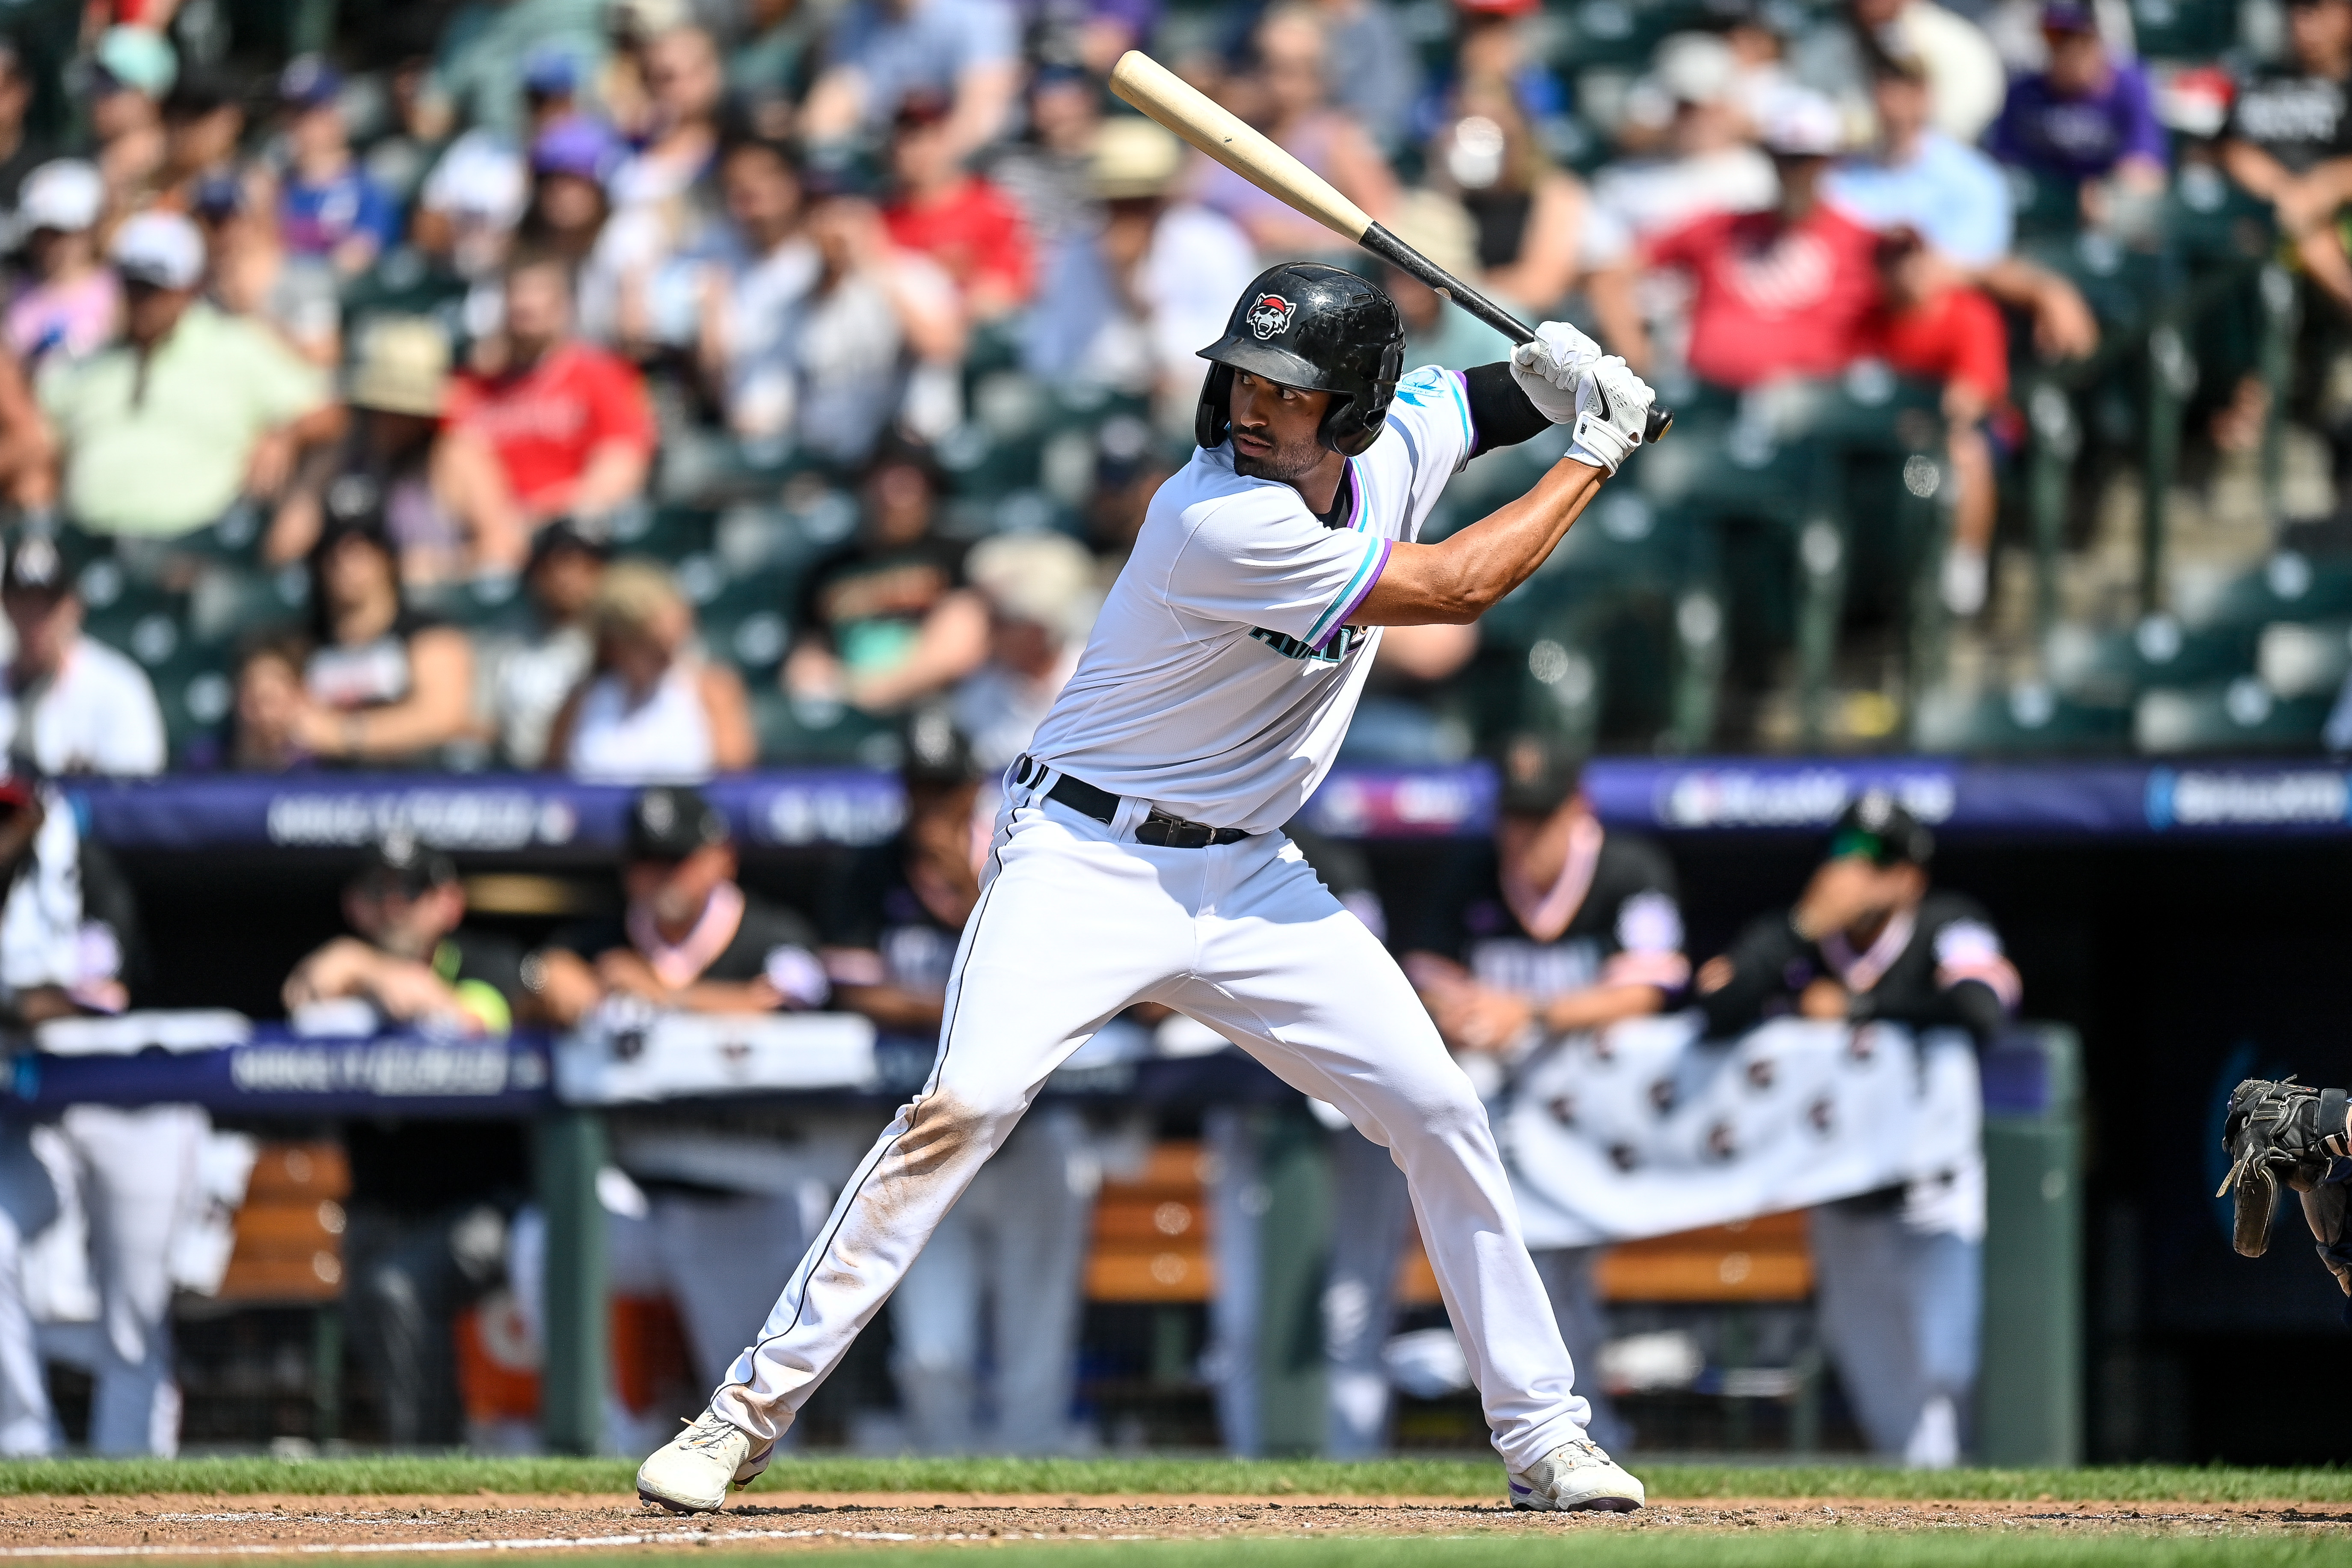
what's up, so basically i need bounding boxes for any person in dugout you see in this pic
[281,835,530,1446]
[1694,789,2020,1467]
[820,713,1097,1453]
[527,785,837,1395]
[1361,733,1692,1456]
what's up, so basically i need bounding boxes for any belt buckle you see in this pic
[1141,811,1211,849]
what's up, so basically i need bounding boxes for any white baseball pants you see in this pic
[712,777,1595,1469]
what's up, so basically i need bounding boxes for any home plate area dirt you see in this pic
[1,1494,2348,1556]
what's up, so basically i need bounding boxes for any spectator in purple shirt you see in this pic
[276,56,401,277]
[1986,1,2166,214]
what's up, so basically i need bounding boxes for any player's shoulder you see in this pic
[1157,444,1317,532]
[1386,365,1469,424]
[1374,364,1474,468]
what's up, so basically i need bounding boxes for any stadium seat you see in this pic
[2134,680,2330,753]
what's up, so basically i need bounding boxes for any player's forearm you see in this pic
[833,983,946,1032]
[1351,456,1604,625]
[1541,982,1667,1034]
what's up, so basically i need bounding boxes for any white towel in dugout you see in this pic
[1501,1017,1982,1248]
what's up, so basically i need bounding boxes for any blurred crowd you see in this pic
[0,0,2332,774]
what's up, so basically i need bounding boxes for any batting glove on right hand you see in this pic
[1509,321,1605,425]
[1565,356,1655,476]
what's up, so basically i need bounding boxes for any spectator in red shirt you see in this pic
[439,252,656,569]
[882,92,1035,320]
[1865,228,2010,616]
[1636,90,1881,390]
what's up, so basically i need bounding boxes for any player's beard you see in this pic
[1232,427,1326,487]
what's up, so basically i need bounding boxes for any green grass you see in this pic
[2,1455,2352,1503]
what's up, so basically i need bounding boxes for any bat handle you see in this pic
[1356,222,1674,446]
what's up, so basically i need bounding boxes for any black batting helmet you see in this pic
[1195,262,1404,458]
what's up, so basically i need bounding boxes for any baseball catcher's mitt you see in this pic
[2217,1078,2350,1257]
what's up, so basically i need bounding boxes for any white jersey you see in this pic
[1027,365,1475,835]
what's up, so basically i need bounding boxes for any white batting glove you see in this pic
[1509,321,1605,425]
[1565,356,1655,476]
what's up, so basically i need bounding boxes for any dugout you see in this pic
[35,757,2352,1462]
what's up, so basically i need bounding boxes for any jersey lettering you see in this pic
[1250,624,1364,663]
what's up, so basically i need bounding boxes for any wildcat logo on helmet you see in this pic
[1246,293,1296,340]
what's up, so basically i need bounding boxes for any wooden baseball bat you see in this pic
[1108,50,1672,445]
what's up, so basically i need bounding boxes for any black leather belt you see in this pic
[1014,755,1253,848]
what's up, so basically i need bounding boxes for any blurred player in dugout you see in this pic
[1695,791,2019,1468]
[1317,735,1690,1457]
[281,836,531,1446]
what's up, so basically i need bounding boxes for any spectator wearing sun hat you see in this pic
[6,161,117,365]
[39,211,339,540]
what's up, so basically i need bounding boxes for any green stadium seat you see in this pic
[1913,683,2133,754]
[2134,680,2330,753]
[2044,613,2257,702]
[2256,619,2352,701]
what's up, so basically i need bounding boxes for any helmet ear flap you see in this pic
[1195,363,1235,450]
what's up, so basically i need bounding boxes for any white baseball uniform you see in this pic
[710,366,1599,1468]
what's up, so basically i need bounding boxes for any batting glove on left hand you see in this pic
[1509,321,1605,425]
[1565,356,1655,475]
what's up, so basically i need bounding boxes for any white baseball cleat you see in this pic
[636,1408,772,1514]
[1506,1435,1646,1512]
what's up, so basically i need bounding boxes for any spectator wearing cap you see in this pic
[478,522,606,768]
[1582,32,1777,252]
[1827,50,2099,363]
[759,190,966,463]
[527,784,837,1395]
[1382,735,1688,1457]
[883,92,1035,320]
[1694,792,2017,1467]
[268,317,468,576]
[197,170,344,368]
[519,119,621,276]
[950,532,1096,772]
[1628,90,1883,388]
[6,161,116,365]
[2223,0,2352,324]
[546,559,754,784]
[0,533,163,775]
[413,133,528,285]
[39,211,338,540]
[1193,7,1400,257]
[786,436,986,717]
[439,250,655,566]
[88,25,175,209]
[822,716,1099,1454]
[1017,116,1255,419]
[692,136,820,452]
[1789,0,2005,146]
[799,0,1021,164]
[276,56,401,278]
[1985,1,2167,210]
[282,837,531,1446]
[291,508,477,766]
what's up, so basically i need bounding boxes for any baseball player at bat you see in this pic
[636,262,1656,1514]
